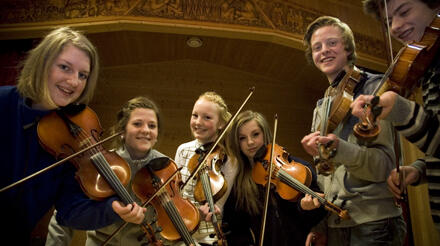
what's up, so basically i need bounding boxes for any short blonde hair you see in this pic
[304,16,356,66]
[17,26,99,107]
[197,91,232,129]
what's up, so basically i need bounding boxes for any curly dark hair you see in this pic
[363,0,440,20]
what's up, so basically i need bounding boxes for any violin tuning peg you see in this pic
[329,148,337,158]
[372,106,383,120]
[371,96,380,106]
[137,232,147,242]
[324,140,334,148]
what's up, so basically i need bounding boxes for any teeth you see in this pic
[58,86,72,94]
[322,57,334,62]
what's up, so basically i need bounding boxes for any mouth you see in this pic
[320,57,335,64]
[137,136,151,142]
[248,147,258,153]
[398,28,414,42]
[193,127,205,134]
[57,85,74,96]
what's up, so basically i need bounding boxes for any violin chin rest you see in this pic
[148,157,170,171]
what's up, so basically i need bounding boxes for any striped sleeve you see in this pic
[389,95,440,158]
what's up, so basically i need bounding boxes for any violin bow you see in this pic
[258,114,278,246]
[102,166,182,246]
[0,131,123,193]
[181,87,255,190]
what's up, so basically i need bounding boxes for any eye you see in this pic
[252,132,260,138]
[400,8,410,17]
[328,39,338,47]
[192,113,198,119]
[239,136,246,141]
[312,44,321,52]
[78,72,88,81]
[58,64,69,71]
[148,123,157,129]
[204,115,212,120]
[133,122,142,127]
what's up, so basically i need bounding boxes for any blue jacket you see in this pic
[0,86,119,244]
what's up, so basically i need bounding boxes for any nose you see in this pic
[247,137,254,146]
[66,73,81,87]
[390,17,403,37]
[194,117,202,126]
[321,44,331,55]
[141,124,150,133]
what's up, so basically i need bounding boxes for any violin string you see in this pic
[163,193,194,244]
[276,169,325,204]
[74,122,194,244]
[76,128,134,204]
[275,159,347,217]
[200,169,218,224]
[157,176,195,245]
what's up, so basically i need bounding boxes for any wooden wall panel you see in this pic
[90,59,324,162]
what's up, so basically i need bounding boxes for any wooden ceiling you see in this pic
[0,0,390,159]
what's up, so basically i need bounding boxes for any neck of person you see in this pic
[31,99,56,111]
[327,64,353,85]
[126,145,151,161]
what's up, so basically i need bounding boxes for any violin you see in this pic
[252,143,349,219]
[354,14,440,140]
[37,104,161,245]
[188,143,228,203]
[132,157,200,246]
[188,143,228,246]
[315,67,362,175]
[180,87,255,245]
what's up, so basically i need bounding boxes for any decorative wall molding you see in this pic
[0,0,387,61]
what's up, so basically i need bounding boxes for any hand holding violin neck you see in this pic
[353,96,382,141]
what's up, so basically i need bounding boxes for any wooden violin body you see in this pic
[187,144,229,246]
[326,67,362,133]
[37,105,131,200]
[378,16,440,98]
[252,144,312,201]
[132,157,199,245]
[253,143,349,219]
[354,15,440,140]
[188,145,228,203]
[38,105,162,244]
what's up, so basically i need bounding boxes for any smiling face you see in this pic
[238,119,264,161]
[123,108,159,160]
[190,98,222,144]
[40,44,90,110]
[311,25,350,82]
[386,0,438,43]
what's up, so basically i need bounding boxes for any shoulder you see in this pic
[359,69,383,94]
[176,140,197,153]
[0,86,19,104]
[149,149,167,159]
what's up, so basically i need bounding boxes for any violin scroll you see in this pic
[314,140,337,176]
[353,96,383,141]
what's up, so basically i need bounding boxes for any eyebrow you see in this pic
[386,2,410,21]
[59,58,90,74]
